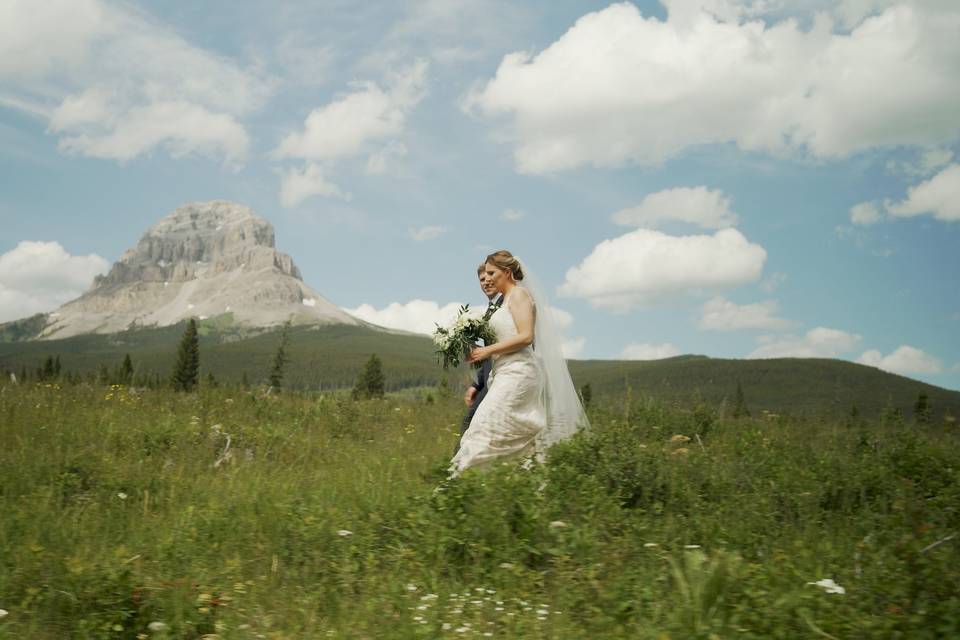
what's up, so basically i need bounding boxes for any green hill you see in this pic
[1,321,957,419]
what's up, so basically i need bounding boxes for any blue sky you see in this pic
[1,0,958,390]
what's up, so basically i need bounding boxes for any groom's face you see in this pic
[479,271,498,299]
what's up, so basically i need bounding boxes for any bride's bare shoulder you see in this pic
[508,286,534,306]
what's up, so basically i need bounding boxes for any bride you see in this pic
[450,250,588,475]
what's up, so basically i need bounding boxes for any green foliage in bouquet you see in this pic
[433,305,497,370]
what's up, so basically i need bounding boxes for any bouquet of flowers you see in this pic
[433,305,497,369]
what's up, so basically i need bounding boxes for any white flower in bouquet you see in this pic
[433,305,497,370]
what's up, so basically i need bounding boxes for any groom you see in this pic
[454,263,503,454]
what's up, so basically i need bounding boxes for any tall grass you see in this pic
[0,381,958,638]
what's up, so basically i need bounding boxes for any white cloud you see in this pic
[748,327,862,358]
[279,164,351,208]
[886,164,960,222]
[345,299,462,335]
[545,305,585,358]
[499,209,526,222]
[562,337,586,359]
[274,60,427,163]
[365,141,408,175]
[858,345,944,375]
[850,201,882,225]
[887,147,954,177]
[357,0,534,72]
[0,241,109,322]
[0,0,269,165]
[559,228,766,311]
[759,271,787,293]
[465,2,960,173]
[613,186,737,229]
[698,296,791,331]
[408,225,448,242]
[55,101,250,165]
[620,342,681,360]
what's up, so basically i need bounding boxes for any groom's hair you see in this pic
[476,262,486,275]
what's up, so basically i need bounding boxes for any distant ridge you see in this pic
[1,321,957,420]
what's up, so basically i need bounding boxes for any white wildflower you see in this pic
[406,583,418,592]
[117,492,128,500]
[643,542,659,548]
[337,529,353,537]
[808,578,846,594]
[0,609,7,618]
[148,621,168,631]
[684,544,701,549]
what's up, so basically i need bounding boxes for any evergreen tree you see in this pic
[580,383,593,409]
[732,381,751,418]
[42,356,55,381]
[241,371,250,389]
[120,354,134,385]
[881,396,904,427]
[53,355,61,378]
[19,365,27,383]
[353,354,385,400]
[206,371,218,388]
[171,318,200,392]
[913,392,932,424]
[268,320,291,392]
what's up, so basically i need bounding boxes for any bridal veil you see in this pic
[516,258,590,449]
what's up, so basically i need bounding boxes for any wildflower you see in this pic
[0,609,7,618]
[420,593,438,601]
[671,447,690,456]
[337,529,353,537]
[684,544,701,549]
[643,542,659,548]
[148,621,168,631]
[670,434,691,443]
[808,578,846,594]
[537,608,550,615]
[442,623,452,630]
[117,492,128,500]
[406,583,418,592]
[549,520,568,529]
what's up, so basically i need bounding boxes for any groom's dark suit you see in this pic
[454,293,503,455]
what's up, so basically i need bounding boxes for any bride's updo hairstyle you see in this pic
[486,250,524,281]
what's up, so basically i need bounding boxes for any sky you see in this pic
[1,0,958,391]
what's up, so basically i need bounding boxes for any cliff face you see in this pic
[38,201,359,339]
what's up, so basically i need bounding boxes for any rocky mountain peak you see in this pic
[96,201,300,287]
[34,200,358,339]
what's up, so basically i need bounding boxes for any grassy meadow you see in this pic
[1,379,959,638]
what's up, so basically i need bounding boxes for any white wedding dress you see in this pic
[451,290,546,474]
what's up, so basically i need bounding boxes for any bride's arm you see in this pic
[467,288,535,363]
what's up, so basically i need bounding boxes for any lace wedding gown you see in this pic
[450,292,546,474]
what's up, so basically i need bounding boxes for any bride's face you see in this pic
[484,263,513,293]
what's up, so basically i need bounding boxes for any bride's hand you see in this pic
[467,346,490,364]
